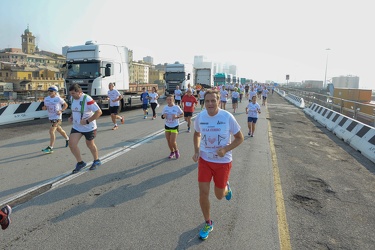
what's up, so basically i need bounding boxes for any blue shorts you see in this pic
[248,117,258,123]
[142,104,148,110]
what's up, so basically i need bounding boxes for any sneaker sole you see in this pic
[199,228,213,240]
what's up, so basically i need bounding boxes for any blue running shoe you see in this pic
[199,221,213,240]
[72,161,87,174]
[42,146,53,154]
[89,159,102,170]
[225,182,232,201]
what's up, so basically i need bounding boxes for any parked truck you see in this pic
[63,40,142,111]
[194,67,214,89]
[164,62,194,95]
[214,73,227,87]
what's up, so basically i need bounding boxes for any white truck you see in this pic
[63,41,141,111]
[194,67,214,89]
[164,62,194,95]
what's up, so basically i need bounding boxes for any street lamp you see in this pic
[324,48,331,88]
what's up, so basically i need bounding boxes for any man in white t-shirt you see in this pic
[174,85,182,107]
[68,83,103,173]
[107,82,124,130]
[192,89,244,240]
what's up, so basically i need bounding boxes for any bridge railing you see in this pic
[281,88,375,127]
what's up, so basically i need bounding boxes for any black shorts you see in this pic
[142,104,148,110]
[184,112,193,117]
[175,100,181,105]
[200,99,204,105]
[70,128,97,141]
[109,106,120,114]
[232,98,238,104]
[49,119,62,127]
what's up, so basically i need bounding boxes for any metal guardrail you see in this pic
[281,88,375,127]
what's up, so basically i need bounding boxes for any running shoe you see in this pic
[42,146,53,154]
[168,152,175,159]
[152,117,155,120]
[65,140,69,147]
[0,205,11,230]
[225,182,232,201]
[174,150,180,159]
[251,134,254,137]
[121,116,125,124]
[144,116,147,119]
[112,125,118,130]
[199,221,213,240]
[89,159,102,170]
[72,161,87,174]
[187,127,191,133]
[248,132,251,136]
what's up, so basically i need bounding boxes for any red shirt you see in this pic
[182,95,198,112]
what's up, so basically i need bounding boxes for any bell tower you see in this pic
[21,25,36,54]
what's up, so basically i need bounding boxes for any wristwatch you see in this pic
[86,120,90,124]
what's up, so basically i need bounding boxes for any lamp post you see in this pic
[324,48,331,88]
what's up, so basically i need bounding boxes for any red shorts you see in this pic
[198,157,232,189]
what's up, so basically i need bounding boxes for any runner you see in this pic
[107,82,124,130]
[0,205,11,230]
[245,95,261,137]
[41,85,69,153]
[198,87,206,110]
[231,87,240,113]
[181,88,198,132]
[192,89,244,240]
[174,85,182,107]
[161,94,184,159]
[68,84,103,173]
[140,87,149,119]
[219,85,228,110]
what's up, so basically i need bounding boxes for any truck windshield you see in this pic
[165,72,185,81]
[66,62,100,79]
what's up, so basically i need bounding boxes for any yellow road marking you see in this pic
[267,110,292,250]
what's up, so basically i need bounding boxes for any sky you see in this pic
[1,0,374,89]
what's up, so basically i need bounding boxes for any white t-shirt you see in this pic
[247,102,261,118]
[174,89,182,101]
[199,90,205,100]
[220,90,228,101]
[44,95,65,120]
[194,109,241,163]
[108,89,121,107]
[249,91,257,100]
[162,105,183,128]
[149,92,159,103]
[71,94,101,132]
[231,91,240,99]
[262,89,269,97]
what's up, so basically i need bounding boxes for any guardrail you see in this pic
[280,88,375,127]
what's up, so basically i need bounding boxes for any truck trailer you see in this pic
[194,68,214,89]
[63,41,141,111]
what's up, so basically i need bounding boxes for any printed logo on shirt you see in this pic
[217,120,226,125]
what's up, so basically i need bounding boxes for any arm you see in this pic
[58,102,69,114]
[81,108,103,125]
[192,131,201,162]
[216,130,244,157]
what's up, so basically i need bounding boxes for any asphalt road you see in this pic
[0,93,374,249]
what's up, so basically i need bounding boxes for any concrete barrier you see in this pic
[332,116,360,142]
[285,94,305,108]
[348,124,375,164]
[0,102,48,126]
